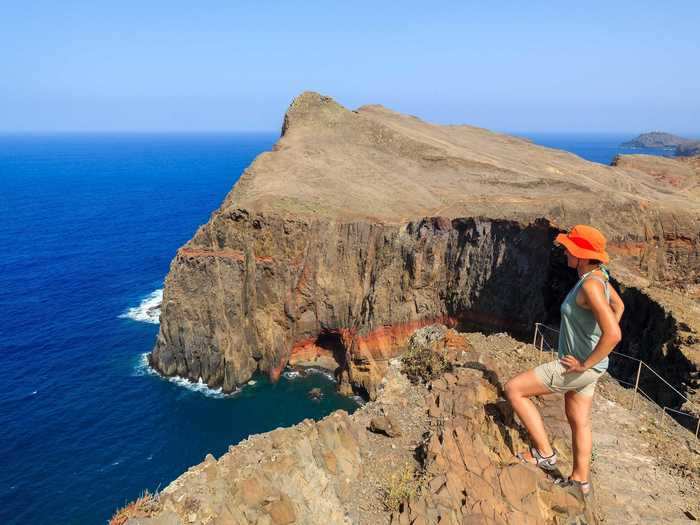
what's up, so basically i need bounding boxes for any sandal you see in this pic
[516,447,557,471]
[554,476,593,496]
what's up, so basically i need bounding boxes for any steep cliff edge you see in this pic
[149,92,700,401]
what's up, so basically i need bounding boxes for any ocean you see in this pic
[0,132,673,524]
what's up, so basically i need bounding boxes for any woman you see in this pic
[504,224,625,495]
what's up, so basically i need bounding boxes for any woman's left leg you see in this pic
[564,390,594,482]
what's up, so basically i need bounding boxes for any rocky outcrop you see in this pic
[122,328,596,525]
[120,327,700,524]
[149,92,700,400]
[131,410,365,525]
[392,336,594,525]
[621,131,694,149]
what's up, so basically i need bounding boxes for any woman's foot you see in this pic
[516,447,557,470]
[554,476,592,497]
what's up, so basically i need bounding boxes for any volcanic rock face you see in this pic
[151,215,553,397]
[149,92,700,397]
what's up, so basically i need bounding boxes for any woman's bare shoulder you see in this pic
[576,276,607,308]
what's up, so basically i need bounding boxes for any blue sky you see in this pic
[2,1,699,133]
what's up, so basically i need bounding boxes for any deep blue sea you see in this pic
[0,132,674,524]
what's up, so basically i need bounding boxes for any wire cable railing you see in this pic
[533,322,700,440]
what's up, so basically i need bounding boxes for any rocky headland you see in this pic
[622,131,700,157]
[148,92,700,407]
[115,93,700,523]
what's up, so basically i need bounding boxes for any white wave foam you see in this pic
[119,289,163,324]
[134,352,239,398]
[167,375,240,398]
[305,367,337,383]
[133,353,158,376]
[282,366,337,382]
[282,369,302,380]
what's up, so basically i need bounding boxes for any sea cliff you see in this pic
[115,93,700,524]
[149,92,700,403]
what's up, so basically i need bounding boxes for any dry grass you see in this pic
[381,462,424,512]
[109,489,162,525]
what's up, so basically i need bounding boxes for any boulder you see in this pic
[368,416,402,437]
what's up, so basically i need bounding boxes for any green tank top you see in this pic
[557,266,611,373]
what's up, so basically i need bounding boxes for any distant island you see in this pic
[622,131,700,157]
[622,131,692,149]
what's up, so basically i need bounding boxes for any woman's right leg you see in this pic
[505,369,555,456]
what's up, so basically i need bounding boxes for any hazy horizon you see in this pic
[3,1,699,134]
[1,126,698,137]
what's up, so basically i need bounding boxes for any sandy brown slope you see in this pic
[228,93,699,234]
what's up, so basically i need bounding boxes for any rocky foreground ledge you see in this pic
[115,326,699,524]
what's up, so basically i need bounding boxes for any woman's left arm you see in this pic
[561,279,622,373]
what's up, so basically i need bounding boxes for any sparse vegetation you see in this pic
[109,489,162,525]
[183,495,201,513]
[381,462,424,512]
[401,344,451,383]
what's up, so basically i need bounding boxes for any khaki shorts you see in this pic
[534,359,604,397]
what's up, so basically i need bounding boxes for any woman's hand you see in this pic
[560,355,587,373]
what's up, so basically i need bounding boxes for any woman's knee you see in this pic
[565,394,593,429]
[504,379,519,401]
[567,412,592,431]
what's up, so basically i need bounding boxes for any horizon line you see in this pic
[1,129,698,136]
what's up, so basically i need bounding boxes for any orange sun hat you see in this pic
[554,224,610,264]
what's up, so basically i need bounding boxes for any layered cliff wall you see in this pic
[149,92,700,402]
[150,214,555,398]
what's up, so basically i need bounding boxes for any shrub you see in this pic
[401,344,451,383]
[109,489,162,525]
[382,463,423,512]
